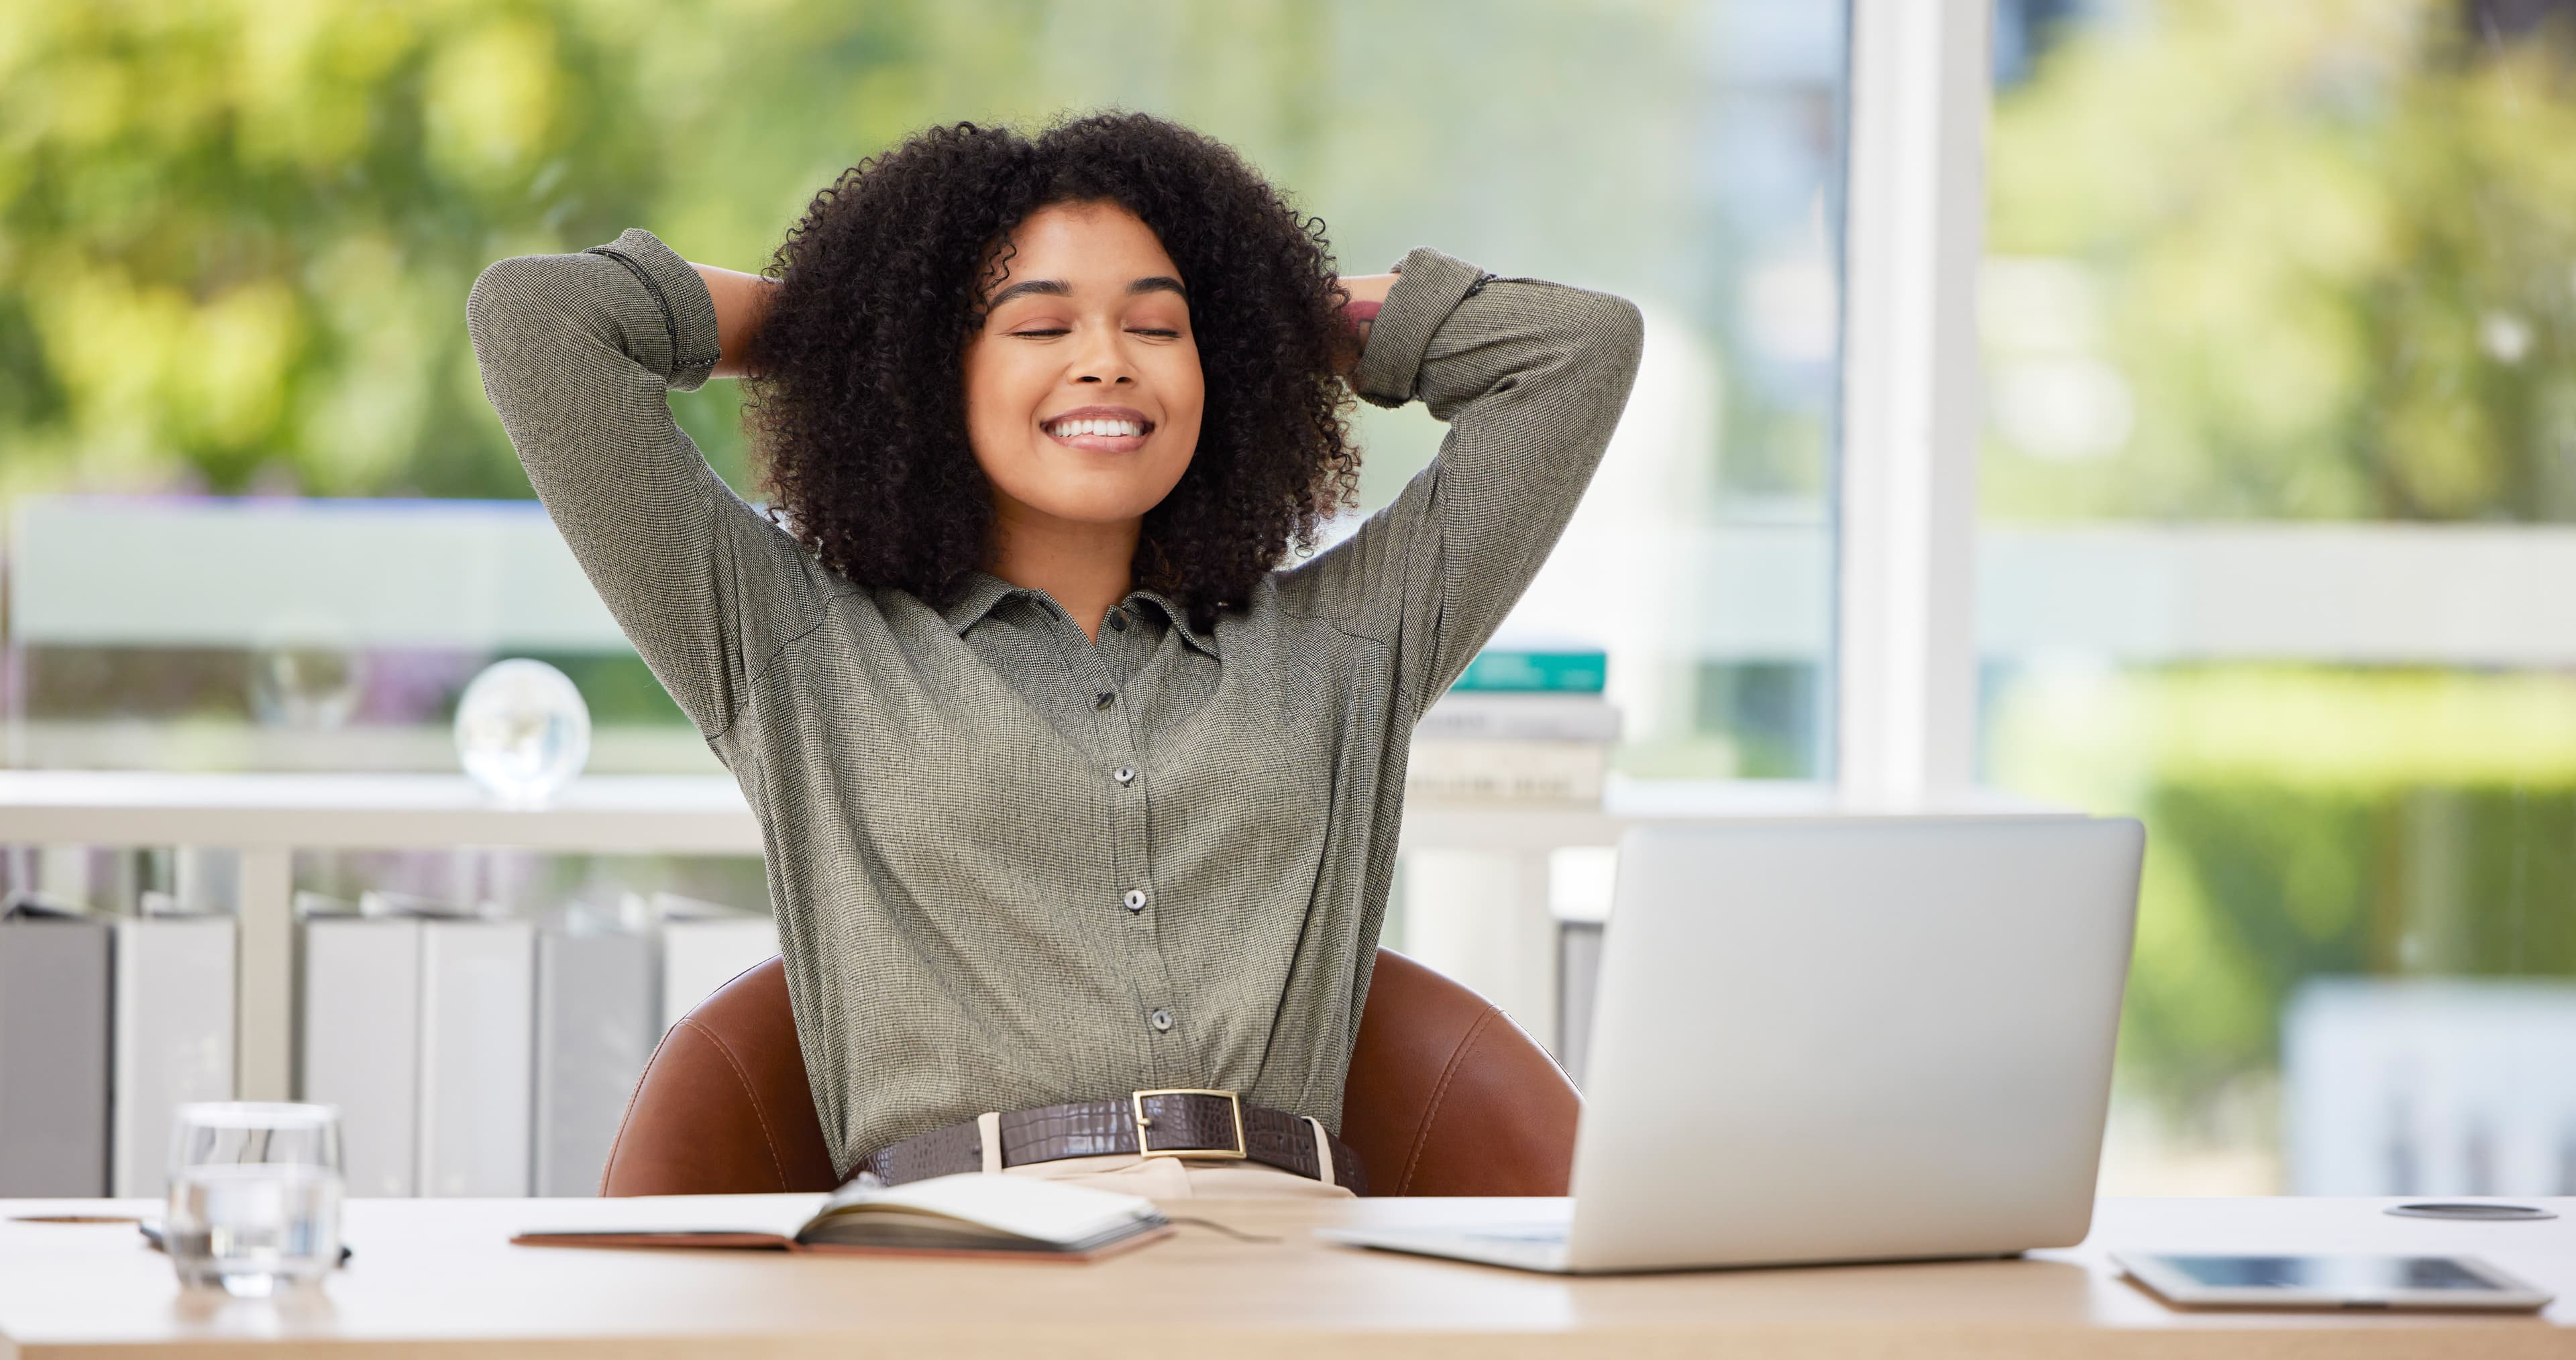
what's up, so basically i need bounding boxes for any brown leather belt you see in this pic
[860,1089,1367,1194]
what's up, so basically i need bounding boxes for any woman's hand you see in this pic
[1335,273,1399,378]
[691,263,777,380]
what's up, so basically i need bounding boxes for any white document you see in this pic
[300,916,422,1198]
[659,915,780,1031]
[111,916,236,1197]
[533,928,657,1196]
[417,919,535,1197]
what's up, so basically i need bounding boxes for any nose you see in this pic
[1071,321,1137,386]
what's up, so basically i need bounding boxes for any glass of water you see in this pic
[165,1102,343,1296]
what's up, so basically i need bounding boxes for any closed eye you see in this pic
[1129,328,1182,338]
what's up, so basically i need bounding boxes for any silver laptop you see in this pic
[1324,815,2145,1273]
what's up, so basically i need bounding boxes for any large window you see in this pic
[1983,0,2576,1195]
[0,2,1845,788]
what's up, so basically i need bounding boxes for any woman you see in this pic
[468,113,1641,1198]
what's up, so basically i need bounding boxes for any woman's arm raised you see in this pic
[1281,250,1644,716]
[468,229,828,741]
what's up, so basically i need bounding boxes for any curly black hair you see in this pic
[741,113,1360,630]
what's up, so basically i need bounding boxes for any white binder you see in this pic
[416,919,535,1197]
[111,916,236,1197]
[533,928,657,1196]
[300,916,422,1198]
[0,914,113,1195]
[659,915,780,1032]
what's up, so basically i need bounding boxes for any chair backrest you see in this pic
[599,947,1579,1197]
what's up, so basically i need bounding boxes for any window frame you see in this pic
[1833,0,1990,800]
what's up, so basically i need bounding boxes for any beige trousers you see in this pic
[1003,1151,1357,1200]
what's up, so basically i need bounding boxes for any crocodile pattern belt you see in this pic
[859,1089,1368,1194]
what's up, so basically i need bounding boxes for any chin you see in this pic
[1000,457,1187,525]
[1004,478,1174,525]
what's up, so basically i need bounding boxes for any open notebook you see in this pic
[514,1173,1173,1262]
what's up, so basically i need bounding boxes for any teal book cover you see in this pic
[1452,648,1608,693]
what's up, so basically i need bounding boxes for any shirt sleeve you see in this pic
[1275,247,1645,715]
[466,227,830,740]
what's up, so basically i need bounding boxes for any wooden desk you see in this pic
[1,1196,2570,1357]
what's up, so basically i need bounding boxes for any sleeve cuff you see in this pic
[582,227,724,392]
[1350,247,1491,410]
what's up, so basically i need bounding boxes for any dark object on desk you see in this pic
[138,1221,353,1266]
[597,948,1580,1198]
[2385,1201,2558,1221]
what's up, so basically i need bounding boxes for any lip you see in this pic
[1040,404,1155,453]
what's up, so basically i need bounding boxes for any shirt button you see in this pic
[1107,610,1128,632]
[1148,1008,1173,1033]
[1095,691,1114,710]
[1114,764,1135,785]
[1123,888,1148,913]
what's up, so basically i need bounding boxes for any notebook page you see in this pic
[821,1174,1159,1245]
[517,1192,826,1241]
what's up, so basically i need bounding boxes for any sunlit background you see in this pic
[4,0,2574,1197]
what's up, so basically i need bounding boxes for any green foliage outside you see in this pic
[1,0,1831,785]
[1986,0,2576,1150]
[1987,0,2576,522]
[0,0,1724,509]
[1991,667,2576,1121]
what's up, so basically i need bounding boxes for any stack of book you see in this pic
[1408,643,1620,806]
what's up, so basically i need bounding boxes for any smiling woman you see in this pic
[741,115,1375,639]
[961,201,1210,640]
[465,109,1642,1196]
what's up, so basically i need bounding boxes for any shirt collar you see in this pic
[940,571,1221,659]
[937,571,1020,636]
[1124,586,1222,659]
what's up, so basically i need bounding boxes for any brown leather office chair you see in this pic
[598,948,1579,1197]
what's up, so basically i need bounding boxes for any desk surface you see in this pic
[1,1196,2571,1359]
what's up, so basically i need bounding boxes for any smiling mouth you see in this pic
[1041,414,1154,451]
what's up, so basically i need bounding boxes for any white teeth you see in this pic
[1049,418,1144,438]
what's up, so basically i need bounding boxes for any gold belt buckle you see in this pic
[1131,1088,1248,1160]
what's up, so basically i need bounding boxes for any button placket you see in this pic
[1072,616,1181,1080]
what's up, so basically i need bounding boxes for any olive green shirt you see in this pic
[467,227,1642,1179]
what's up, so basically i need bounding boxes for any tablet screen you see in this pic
[2152,1255,2500,1292]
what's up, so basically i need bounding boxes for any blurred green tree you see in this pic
[0,0,1707,508]
[1986,0,2576,522]
[0,2,674,496]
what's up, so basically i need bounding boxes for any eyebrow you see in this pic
[986,276,1188,308]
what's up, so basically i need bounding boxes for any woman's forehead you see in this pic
[991,201,1183,294]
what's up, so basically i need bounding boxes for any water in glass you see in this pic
[165,1102,343,1296]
